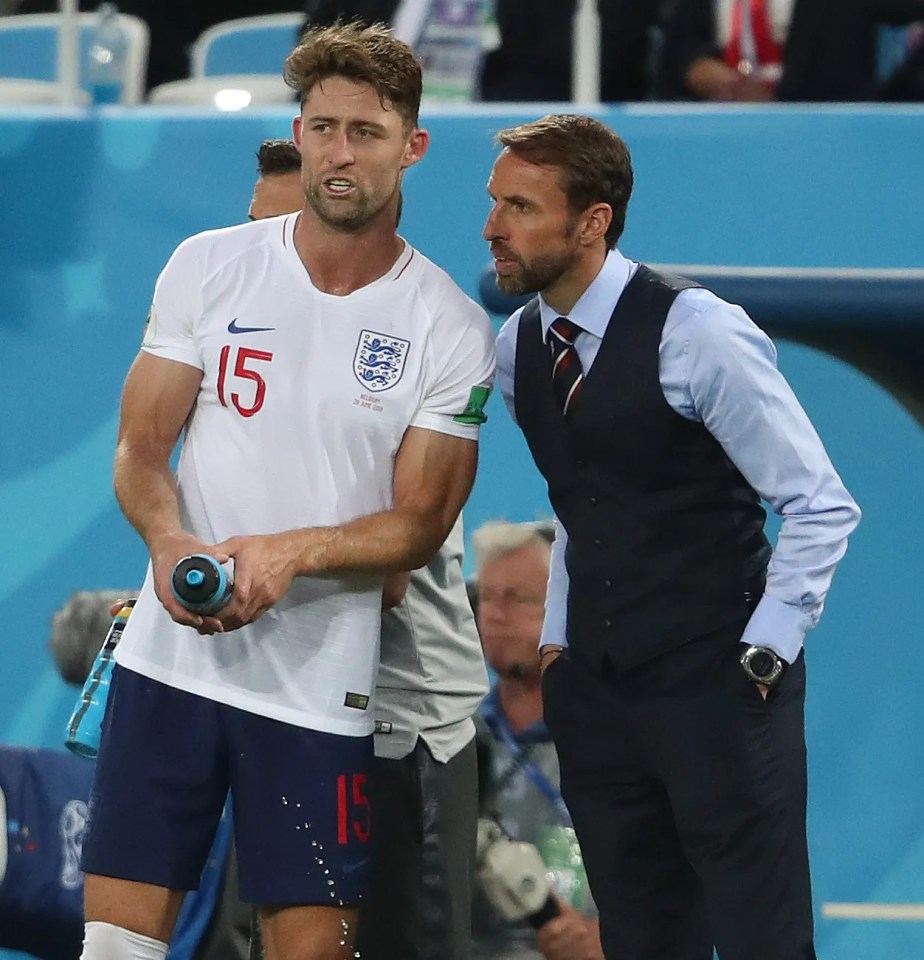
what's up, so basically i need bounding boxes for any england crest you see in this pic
[353,330,411,392]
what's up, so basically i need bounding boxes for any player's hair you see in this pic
[496,114,633,249]
[284,21,422,129]
[472,520,555,577]
[256,138,301,177]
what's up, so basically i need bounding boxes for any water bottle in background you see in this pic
[172,554,234,616]
[86,2,127,105]
[64,599,135,759]
[537,824,589,910]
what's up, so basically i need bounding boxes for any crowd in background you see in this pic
[2,0,922,100]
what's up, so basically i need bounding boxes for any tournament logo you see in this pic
[59,798,88,890]
[353,330,410,392]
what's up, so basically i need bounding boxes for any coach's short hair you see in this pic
[496,114,633,249]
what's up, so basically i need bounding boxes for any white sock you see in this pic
[80,921,168,960]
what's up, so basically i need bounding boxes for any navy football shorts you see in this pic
[81,665,373,906]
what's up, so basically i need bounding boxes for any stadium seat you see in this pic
[147,74,295,109]
[190,13,305,79]
[0,12,149,105]
[0,79,90,106]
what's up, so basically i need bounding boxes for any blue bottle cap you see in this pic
[185,569,206,587]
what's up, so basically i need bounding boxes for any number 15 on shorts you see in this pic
[337,773,370,844]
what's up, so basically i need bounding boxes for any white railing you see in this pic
[56,0,81,105]
[572,0,600,103]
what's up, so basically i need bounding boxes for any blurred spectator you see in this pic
[856,0,923,99]
[776,0,879,100]
[777,0,923,100]
[658,0,790,100]
[480,0,663,102]
[472,521,603,960]
[660,0,922,101]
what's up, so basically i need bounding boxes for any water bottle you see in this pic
[171,554,234,615]
[64,599,135,759]
[86,2,128,105]
[537,824,588,910]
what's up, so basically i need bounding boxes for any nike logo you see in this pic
[228,318,276,334]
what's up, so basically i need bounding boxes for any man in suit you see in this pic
[483,113,861,959]
[480,0,662,102]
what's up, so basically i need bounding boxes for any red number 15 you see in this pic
[337,774,370,844]
[217,346,274,417]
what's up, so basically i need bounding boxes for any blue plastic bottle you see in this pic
[86,2,128,105]
[171,554,234,615]
[64,599,135,759]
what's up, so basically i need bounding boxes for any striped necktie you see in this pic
[548,317,584,416]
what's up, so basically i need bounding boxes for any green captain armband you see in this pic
[453,385,491,425]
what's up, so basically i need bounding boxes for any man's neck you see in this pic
[293,208,405,296]
[498,675,543,734]
[543,245,608,316]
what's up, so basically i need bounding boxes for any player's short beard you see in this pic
[306,181,392,234]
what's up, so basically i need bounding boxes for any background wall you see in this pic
[1,104,922,956]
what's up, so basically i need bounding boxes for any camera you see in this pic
[476,818,560,929]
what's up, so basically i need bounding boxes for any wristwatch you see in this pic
[739,645,785,687]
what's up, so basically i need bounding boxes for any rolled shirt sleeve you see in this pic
[669,294,861,662]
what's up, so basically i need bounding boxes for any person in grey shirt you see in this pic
[247,137,489,960]
[359,514,489,960]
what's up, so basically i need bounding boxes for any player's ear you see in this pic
[402,127,429,170]
[292,115,303,147]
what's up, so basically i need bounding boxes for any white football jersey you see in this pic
[116,214,495,737]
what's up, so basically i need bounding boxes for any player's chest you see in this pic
[195,288,427,424]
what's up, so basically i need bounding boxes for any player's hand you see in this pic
[211,532,301,630]
[149,531,228,634]
[536,902,604,960]
[108,600,131,617]
[757,683,769,700]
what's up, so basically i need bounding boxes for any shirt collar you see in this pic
[537,248,635,341]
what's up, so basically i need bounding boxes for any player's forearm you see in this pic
[288,507,449,579]
[113,438,185,552]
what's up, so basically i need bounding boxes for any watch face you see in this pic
[749,649,776,680]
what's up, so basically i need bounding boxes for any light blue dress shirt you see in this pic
[495,250,861,663]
